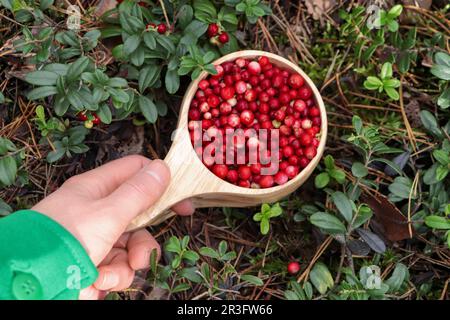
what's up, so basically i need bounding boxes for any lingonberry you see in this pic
[221,87,235,100]
[298,86,312,99]
[212,164,228,179]
[207,23,219,38]
[218,32,229,44]
[259,175,274,188]
[235,80,247,94]
[287,261,301,275]
[240,110,255,126]
[288,74,304,88]
[274,171,288,185]
[157,23,167,34]
[248,61,261,75]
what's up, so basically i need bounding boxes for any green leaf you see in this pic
[388,4,403,18]
[193,0,217,21]
[155,34,175,53]
[380,62,393,80]
[241,274,264,286]
[383,78,400,88]
[352,115,363,135]
[433,149,449,165]
[97,103,112,124]
[123,34,141,55]
[436,165,449,181]
[420,110,442,137]
[437,87,450,109]
[178,5,194,29]
[384,87,399,100]
[143,32,156,50]
[351,162,368,178]
[331,191,353,223]
[364,76,383,91]
[310,262,334,295]
[385,263,408,293]
[165,236,181,254]
[0,156,17,186]
[0,198,12,216]
[431,52,450,80]
[388,177,413,199]
[46,147,65,163]
[66,56,90,83]
[138,65,160,92]
[165,70,180,94]
[310,212,346,234]
[315,172,330,189]
[27,86,58,100]
[199,247,220,259]
[25,71,59,86]
[183,250,200,262]
[139,95,158,123]
[329,169,346,184]
[260,218,270,235]
[425,216,450,230]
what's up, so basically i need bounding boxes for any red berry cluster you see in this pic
[78,111,101,128]
[207,23,229,45]
[188,56,321,189]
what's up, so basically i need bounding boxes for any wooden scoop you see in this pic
[126,50,327,231]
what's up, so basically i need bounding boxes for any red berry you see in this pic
[258,56,270,66]
[304,146,317,160]
[298,86,312,100]
[77,112,88,121]
[157,23,167,34]
[212,164,228,179]
[238,166,252,180]
[220,87,235,100]
[287,261,301,275]
[227,114,240,128]
[309,107,321,117]
[248,61,261,75]
[207,23,219,38]
[274,171,288,185]
[288,74,304,88]
[227,169,239,183]
[218,32,229,44]
[240,110,255,126]
[198,79,209,91]
[259,175,274,188]
[235,80,247,94]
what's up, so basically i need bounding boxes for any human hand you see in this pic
[32,155,194,299]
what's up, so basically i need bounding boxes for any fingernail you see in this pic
[143,160,170,185]
[100,271,119,290]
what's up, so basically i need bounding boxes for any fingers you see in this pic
[94,248,135,291]
[99,160,170,225]
[127,229,160,270]
[79,286,102,300]
[172,199,195,216]
[62,155,152,199]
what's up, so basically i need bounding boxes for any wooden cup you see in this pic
[126,50,327,231]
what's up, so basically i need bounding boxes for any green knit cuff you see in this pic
[0,210,98,300]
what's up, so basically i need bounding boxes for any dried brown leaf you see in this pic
[362,192,412,242]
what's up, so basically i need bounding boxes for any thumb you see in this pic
[99,159,170,227]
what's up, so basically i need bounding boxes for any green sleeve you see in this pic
[0,210,98,300]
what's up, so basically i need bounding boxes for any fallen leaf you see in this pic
[361,192,412,242]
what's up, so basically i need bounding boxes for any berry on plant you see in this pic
[218,32,229,44]
[157,23,167,34]
[287,261,301,275]
[207,23,219,37]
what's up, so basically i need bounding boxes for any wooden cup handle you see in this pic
[126,129,203,231]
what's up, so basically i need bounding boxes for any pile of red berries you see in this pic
[207,23,229,45]
[188,56,322,189]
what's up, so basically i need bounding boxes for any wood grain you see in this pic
[127,50,328,231]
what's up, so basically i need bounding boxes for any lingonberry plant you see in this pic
[188,56,322,188]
